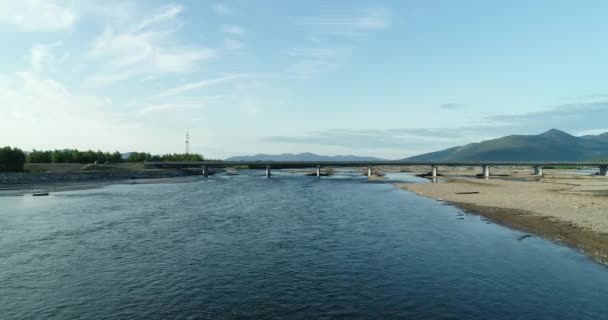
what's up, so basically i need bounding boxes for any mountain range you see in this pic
[226,153,387,162]
[225,129,608,162]
[406,129,608,161]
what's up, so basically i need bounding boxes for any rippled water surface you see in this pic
[2,171,608,319]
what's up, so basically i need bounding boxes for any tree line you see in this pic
[124,152,204,162]
[0,146,205,172]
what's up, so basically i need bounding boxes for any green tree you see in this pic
[110,151,123,163]
[0,146,26,172]
[160,153,204,161]
[126,152,152,162]
[28,150,53,163]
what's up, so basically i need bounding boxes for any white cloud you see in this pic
[86,3,216,87]
[577,129,608,136]
[157,74,244,99]
[136,96,223,117]
[224,38,244,50]
[285,46,351,58]
[285,59,338,79]
[285,7,387,79]
[283,46,352,78]
[135,3,182,32]
[0,0,77,31]
[299,7,390,37]
[0,72,153,151]
[212,3,235,15]
[30,42,62,73]
[84,71,136,88]
[221,24,245,35]
[440,103,465,110]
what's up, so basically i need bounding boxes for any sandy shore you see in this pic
[395,167,608,265]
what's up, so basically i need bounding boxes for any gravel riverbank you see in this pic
[396,170,608,265]
[0,168,214,195]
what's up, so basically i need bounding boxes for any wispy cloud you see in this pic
[224,38,244,50]
[84,71,136,88]
[299,7,390,37]
[134,3,182,31]
[285,59,338,79]
[285,6,388,78]
[266,127,468,151]
[576,128,608,136]
[560,93,608,101]
[85,3,216,87]
[283,45,352,78]
[0,0,77,31]
[136,96,222,116]
[212,3,235,15]
[285,46,351,58]
[30,42,63,73]
[440,103,465,110]
[221,24,245,35]
[157,74,244,99]
[486,102,608,132]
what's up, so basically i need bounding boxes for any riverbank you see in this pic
[0,164,215,195]
[0,175,206,196]
[396,169,608,265]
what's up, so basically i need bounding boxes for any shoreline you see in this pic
[0,175,204,196]
[395,171,608,266]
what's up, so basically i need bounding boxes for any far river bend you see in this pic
[1,171,608,319]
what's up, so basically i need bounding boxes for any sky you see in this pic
[2,0,608,159]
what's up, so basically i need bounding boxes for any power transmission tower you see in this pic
[185,131,190,154]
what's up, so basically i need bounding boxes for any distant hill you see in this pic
[226,152,387,162]
[406,129,608,161]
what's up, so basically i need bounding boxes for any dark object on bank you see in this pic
[33,192,49,196]
[306,172,331,176]
[518,234,533,241]
[455,191,480,194]
[417,171,442,177]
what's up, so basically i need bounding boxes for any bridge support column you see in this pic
[202,165,209,177]
[431,165,438,178]
[368,166,373,177]
[316,166,321,177]
[534,166,543,176]
[266,165,271,178]
[482,165,490,179]
[600,166,608,176]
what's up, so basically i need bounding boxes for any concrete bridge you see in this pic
[148,161,608,178]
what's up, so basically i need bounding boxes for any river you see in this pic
[1,171,608,319]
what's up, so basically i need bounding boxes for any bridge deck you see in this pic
[148,161,608,168]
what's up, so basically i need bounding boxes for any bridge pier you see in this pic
[431,165,438,178]
[266,165,271,178]
[534,166,543,176]
[202,165,209,177]
[316,166,321,177]
[482,165,490,179]
[600,166,608,176]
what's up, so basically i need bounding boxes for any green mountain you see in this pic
[407,129,608,161]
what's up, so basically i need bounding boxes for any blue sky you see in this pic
[2,0,608,159]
